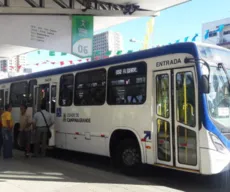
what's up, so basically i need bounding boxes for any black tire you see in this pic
[114,139,141,175]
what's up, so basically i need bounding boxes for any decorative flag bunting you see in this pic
[192,33,198,42]
[49,51,55,56]
[216,24,224,32]
[106,50,112,56]
[116,50,122,55]
[168,24,225,45]
[61,52,67,56]
[24,22,226,73]
[184,36,189,42]
[142,18,154,50]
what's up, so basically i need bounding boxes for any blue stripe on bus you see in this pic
[202,94,230,149]
[0,42,198,84]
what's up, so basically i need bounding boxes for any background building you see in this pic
[0,60,7,72]
[0,60,8,80]
[8,54,26,72]
[8,54,30,77]
[93,31,123,59]
[202,17,230,49]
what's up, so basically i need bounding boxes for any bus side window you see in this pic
[74,69,106,106]
[28,79,37,107]
[176,72,196,127]
[59,74,74,106]
[0,89,4,108]
[4,91,8,105]
[156,74,170,118]
[51,85,56,113]
[10,81,28,107]
[107,62,147,105]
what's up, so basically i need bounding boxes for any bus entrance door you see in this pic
[153,68,199,171]
[49,83,57,146]
[33,83,56,147]
[4,89,8,106]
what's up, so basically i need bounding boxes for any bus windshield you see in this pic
[198,45,230,131]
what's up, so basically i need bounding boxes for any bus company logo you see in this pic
[56,108,62,117]
[78,19,88,36]
[62,113,91,123]
[63,113,67,122]
[156,58,182,67]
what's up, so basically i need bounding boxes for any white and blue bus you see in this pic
[0,42,229,175]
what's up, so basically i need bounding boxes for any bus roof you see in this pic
[0,42,199,84]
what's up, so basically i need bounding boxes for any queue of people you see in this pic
[0,101,53,159]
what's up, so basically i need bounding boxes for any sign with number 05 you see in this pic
[72,16,94,58]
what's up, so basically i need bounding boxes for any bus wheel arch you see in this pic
[109,129,143,174]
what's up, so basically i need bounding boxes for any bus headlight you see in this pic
[209,133,229,154]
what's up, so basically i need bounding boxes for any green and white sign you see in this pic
[72,16,94,58]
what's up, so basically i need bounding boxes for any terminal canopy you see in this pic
[0,0,190,16]
[0,0,190,58]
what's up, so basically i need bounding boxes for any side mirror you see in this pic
[201,75,210,93]
[224,83,230,96]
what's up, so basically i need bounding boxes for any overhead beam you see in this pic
[25,0,39,7]
[53,0,69,8]
[76,0,143,15]
[53,0,76,9]
[0,6,159,16]
[39,0,45,8]
[69,0,74,9]
[0,0,10,7]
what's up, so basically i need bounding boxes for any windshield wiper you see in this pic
[218,63,230,92]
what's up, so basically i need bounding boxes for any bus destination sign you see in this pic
[115,67,138,76]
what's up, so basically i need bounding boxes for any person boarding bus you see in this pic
[33,101,54,157]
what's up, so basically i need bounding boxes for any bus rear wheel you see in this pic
[115,139,141,175]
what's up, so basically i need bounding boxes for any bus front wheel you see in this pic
[115,139,141,175]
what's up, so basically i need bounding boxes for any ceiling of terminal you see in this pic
[0,0,189,16]
[0,0,190,58]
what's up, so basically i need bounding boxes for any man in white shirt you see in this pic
[33,102,54,157]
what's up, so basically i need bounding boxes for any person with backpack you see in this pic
[32,101,53,157]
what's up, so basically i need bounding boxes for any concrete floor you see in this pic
[0,150,229,192]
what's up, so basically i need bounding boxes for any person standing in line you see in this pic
[1,104,13,159]
[0,107,4,157]
[33,101,53,157]
[19,103,32,158]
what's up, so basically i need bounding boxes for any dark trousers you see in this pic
[35,127,48,157]
[19,131,31,154]
[2,128,13,159]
